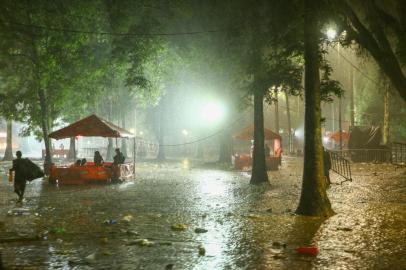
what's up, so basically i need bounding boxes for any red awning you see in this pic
[48,114,134,139]
[234,125,281,141]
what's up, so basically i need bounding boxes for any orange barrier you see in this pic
[49,162,134,184]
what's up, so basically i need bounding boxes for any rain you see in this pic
[0,1,406,269]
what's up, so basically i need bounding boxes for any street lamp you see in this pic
[326,27,337,41]
[201,102,225,124]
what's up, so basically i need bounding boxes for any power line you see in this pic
[331,47,383,88]
[2,20,241,38]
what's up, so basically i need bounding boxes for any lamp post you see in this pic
[326,27,343,151]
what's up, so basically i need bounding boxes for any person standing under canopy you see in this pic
[112,148,125,182]
[113,148,125,165]
[94,151,104,166]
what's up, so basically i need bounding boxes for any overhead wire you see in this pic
[1,19,242,38]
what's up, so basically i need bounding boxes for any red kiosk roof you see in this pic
[48,114,134,139]
[234,125,281,140]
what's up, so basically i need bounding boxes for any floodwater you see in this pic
[0,157,405,269]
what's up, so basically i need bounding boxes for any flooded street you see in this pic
[1,157,406,270]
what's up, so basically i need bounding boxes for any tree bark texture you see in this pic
[2,119,13,161]
[295,0,334,216]
[38,88,52,175]
[250,92,269,185]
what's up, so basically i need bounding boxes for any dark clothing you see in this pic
[10,158,24,181]
[9,157,27,200]
[94,155,104,166]
[113,152,125,165]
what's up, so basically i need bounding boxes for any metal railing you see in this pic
[330,149,391,163]
[392,142,406,166]
[328,151,352,183]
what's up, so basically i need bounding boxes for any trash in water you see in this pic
[128,239,155,246]
[171,224,188,231]
[85,253,96,263]
[7,208,30,216]
[103,219,117,225]
[121,215,134,223]
[198,245,206,256]
[296,246,319,256]
[194,228,208,233]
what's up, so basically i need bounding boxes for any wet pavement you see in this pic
[0,157,405,269]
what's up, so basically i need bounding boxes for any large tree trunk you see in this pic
[2,119,13,161]
[383,77,390,145]
[295,0,334,216]
[285,92,292,154]
[38,89,52,175]
[250,92,269,185]
[218,129,233,164]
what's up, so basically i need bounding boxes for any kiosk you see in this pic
[48,115,135,184]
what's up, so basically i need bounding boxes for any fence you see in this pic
[392,142,406,166]
[330,149,391,163]
[328,151,352,183]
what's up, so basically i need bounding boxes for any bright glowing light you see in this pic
[129,128,135,134]
[323,136,330,143]
[201,102,225,123]
[326,28,337,40]
[139,131,143,136]
[182,129,189,136]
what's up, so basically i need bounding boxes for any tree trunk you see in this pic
[250,92,269,185]
[121,111,127,158]
[218,129,233,164]
[106,138,113,161]
[350,66,355,127]
[68,137,76,161]
[38,88,52,174]
[383,77,390,145]
[285,92,292,154]
[295,0,334,216]
[3,119,13,161]
[338,97,343,150]
[274,89,279,134]
[156,101,166,161]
